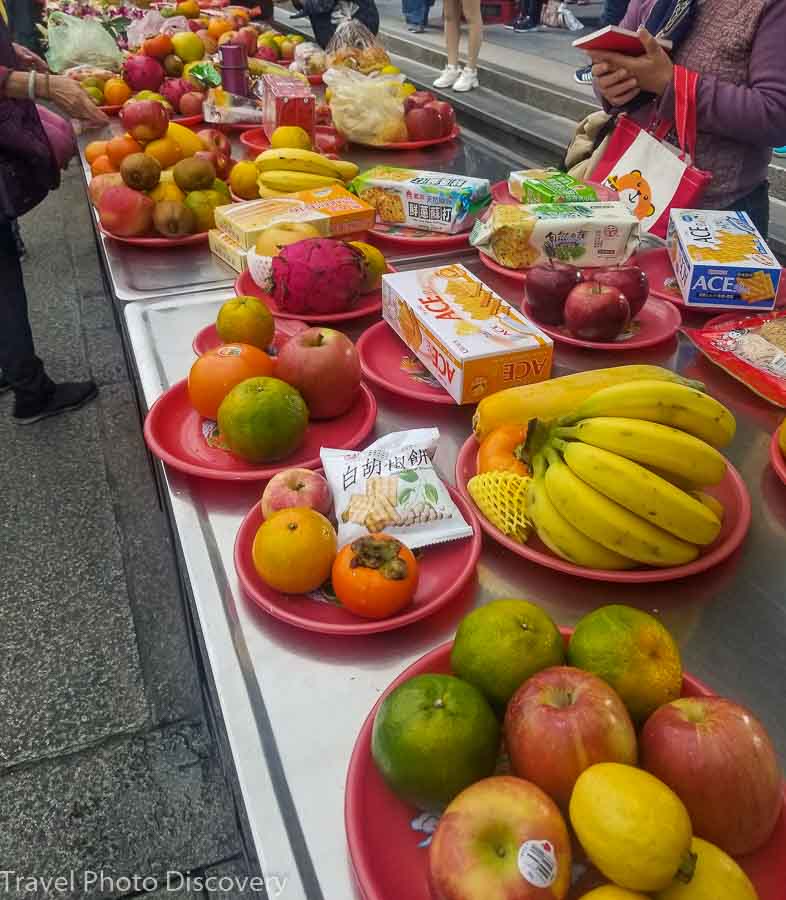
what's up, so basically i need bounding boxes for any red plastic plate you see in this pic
[234,487,480,634]
[356,126,461,151]
[527,296,681,351]
[770,428,786,487]
[235,269,383,323]
[218,121,261,133]
[192,316,308,356]
[98,104,122,115]
[356,321,454,405]
[455,435,751,583]
[345,637,786,900]
[368,222,471,251]
[99,227,209,248]
[478,249,528,283]
[172,114,203,127]
[143,379,377,481]
[239,127,271,156]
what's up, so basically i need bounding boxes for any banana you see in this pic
[334,159,360,181]
[560,379,736,449]
[553,417,727,486]
[255,180,293,198]
[472,366,705,441]
[543,450,700,567]
[692,490,725,522]
[526,464,636,570]
[258,170,343,193]
[255,148,345,180]
[555,439,721,545]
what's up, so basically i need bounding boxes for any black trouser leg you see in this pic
[732,182,770,239]
[0,220,54,414]
[527,0,543,23]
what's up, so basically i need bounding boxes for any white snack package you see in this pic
[321,428,473,550]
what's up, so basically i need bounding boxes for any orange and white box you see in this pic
[381,264,553,405]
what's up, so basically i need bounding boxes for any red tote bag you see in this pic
[589,66,712,238]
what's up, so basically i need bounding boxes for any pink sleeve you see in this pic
[657,0,786,147]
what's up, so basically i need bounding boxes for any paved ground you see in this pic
[0,166,251,898]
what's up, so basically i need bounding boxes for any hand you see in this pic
[46,76,110,127]
[13,43,49,72]
[592,61,641,107]
[589,27,674,97]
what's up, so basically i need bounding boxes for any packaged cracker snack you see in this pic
[321,429,474,550]
[667,209,782,311]
[508,168,598,204]
[351,166,491,234]
[470,201,639,269]
[382,264,553,404]
[684,311,786,407]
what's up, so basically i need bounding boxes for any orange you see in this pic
[85,141,108,164]
[90,154,117,176]
[106,135,143,169]
[215,295,274,348]
[187,343,273,420]
[208,17,233,39]
[144,136,183,168]
[103,78,132,106]
[252,508,337,594]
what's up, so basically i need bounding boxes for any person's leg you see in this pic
[0,220,97,423]
[433,0,462,86]
[602,0,630,27]
[509,0,541,31]
[452,0,481,90]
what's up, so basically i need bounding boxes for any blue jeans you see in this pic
[602,0,630,26]
[403,0,431,26]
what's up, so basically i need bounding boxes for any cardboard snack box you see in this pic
[381,264,553,405]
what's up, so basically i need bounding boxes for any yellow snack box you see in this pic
[381,264,553,405]
[208,229,249,272]
[292,183,375,236]
[667,209,782,310]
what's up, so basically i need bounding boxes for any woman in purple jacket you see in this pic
[588,0,786,236]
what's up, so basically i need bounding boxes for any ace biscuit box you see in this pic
[667,209,782,310]
[381,264,553,405]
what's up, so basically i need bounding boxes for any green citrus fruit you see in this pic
[451,599,565,710]
[568,604,682,724]
[216,296,274,350]
[217,376,308,463]
[371,673,500,811]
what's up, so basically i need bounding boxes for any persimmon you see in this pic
[85,140,108,164]
[331,535,419,619]
[90,154,117,176]
[187,342,273,420]
[476,423,529,476]
[143,33,174,60]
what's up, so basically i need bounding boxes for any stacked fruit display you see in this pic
[368,599,781,899]
[187,295,362,460]
[79,74,133,108]
[86,110,238,239]
[252,126,359,198]
[254,28,304,64]
[525,261,650,341]
[467,367,739,571]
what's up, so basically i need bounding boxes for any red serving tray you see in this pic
[345,636,786,900]
[368,223,471,252]
[355,125,461,151]
[143,379,377,481]
[234,487,481,634]
[455,435,751,584]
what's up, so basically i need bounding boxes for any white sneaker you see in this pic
[433,65,461,88]
[453,68,479,92]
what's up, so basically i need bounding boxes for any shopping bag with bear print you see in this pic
[588,66,711,238]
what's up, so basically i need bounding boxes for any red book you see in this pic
[573,25,673,56]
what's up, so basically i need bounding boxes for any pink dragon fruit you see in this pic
[272,239,365,315]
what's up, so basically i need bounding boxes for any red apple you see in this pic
[236,25,260,56]
[405,106,443,142]
[640,697,783,856]
[429,776,572,900]
[260,468,332,520]
[274,327,361,419]
[563,280,630,341]
[195,149,232,180]
[591,265,650,319]
[119,98,170,143]
[89,172,124,207]
[504,667,637,812]
[404,90,436,113]
[525,261,583,325]
[98,185,154,237]
[178,91,204,117]
[197,127,232,156]
[424,100,455,137]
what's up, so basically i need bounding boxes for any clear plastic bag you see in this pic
[126,11,190,48]
[290,41,328,76]
[322,67,407,145]
[326,19,390,73]
[45,12,123,73]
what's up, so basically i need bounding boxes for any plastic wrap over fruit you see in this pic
[323,68,407,146]
[126,12,190,47]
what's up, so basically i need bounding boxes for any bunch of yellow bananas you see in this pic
[526,380,736,570]
[254,148,359,198]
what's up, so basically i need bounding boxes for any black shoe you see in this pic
[14,380,98,425]
[507,16,539,31]
[574,64,594,85]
